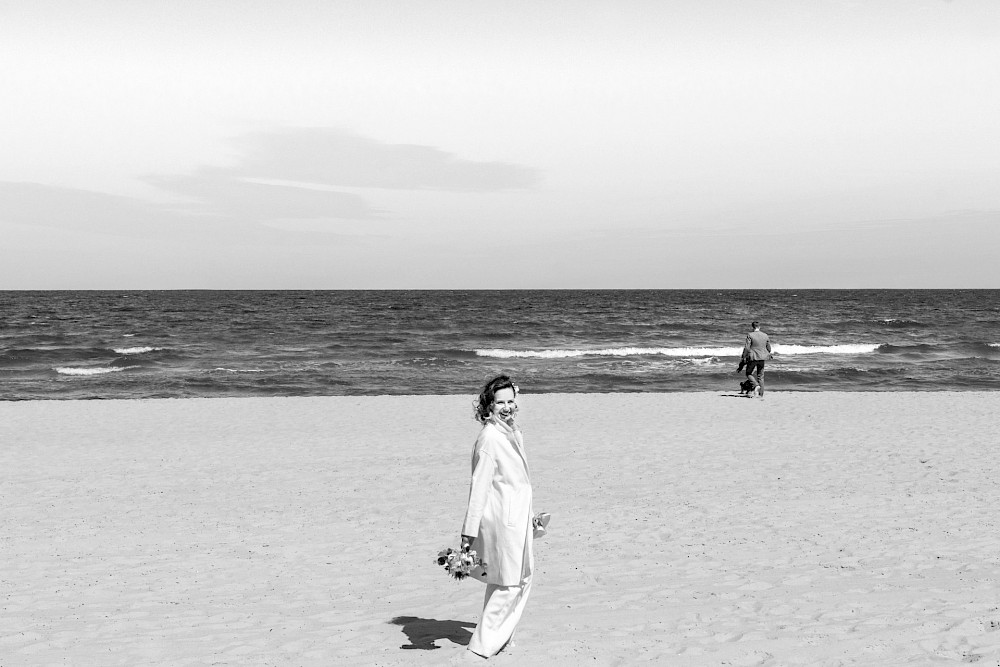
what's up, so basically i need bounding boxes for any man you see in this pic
[739,321,772,398]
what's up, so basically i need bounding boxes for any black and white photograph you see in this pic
[2,1,999,664]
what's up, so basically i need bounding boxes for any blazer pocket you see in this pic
[505,496,527,527]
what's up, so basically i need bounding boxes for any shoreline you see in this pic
[3,392,998,665]
[3,387,1000,402]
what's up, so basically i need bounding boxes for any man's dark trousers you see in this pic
[745,360,765,396]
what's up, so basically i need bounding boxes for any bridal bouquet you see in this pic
[436,546,484,581]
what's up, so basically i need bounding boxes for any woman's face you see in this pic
[491,387,517,424]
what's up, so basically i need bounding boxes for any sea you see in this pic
[1,290,998,400]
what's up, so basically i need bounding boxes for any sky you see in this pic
[1,0,998,289]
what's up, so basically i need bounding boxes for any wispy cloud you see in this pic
[216,128,540,192]
[145,174,379,220]
[2,129,539,243]
[0,182,190,236]
[137,128,539,224]
[0,181,362,245]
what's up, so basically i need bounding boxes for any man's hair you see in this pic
[751,321,760,329]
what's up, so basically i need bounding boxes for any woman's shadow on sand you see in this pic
[389,616,475,650]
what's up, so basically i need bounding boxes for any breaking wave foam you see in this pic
[113,346,164,355]
[476,347,736,359]
[774,344,882,355]
[55,366,136,376]
[474,344,882,359]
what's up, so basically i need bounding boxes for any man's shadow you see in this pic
[389,616,475,650]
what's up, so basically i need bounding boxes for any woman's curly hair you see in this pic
[473,374,518,423]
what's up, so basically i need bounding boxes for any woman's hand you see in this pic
[461,534,474,552]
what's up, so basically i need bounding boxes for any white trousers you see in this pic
[468,573,533,658]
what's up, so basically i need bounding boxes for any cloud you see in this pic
[0,181,362,245]
[136,128,538,225]
[216,128,540,192]
[145,174,380,220]
[0,181,190,236]
[2,121,539,247]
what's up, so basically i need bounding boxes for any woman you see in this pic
[461,374,535,658]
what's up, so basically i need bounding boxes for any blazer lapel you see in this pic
[491,419,529,475]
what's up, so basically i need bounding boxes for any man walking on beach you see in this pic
[740,321,772,398]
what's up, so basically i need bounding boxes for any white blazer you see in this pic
[462,419,533,586]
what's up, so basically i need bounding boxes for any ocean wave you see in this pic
[211,368,266,373]
[991,343,1000,348]
[55,366,137,376]
[113,346,164,355]
[775,344,882,355]
[474,344,882,359]
[475,346,738,359]
[4,346,109,359]
[873,318,921,326]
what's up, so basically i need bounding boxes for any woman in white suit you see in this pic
[461,374,535,658]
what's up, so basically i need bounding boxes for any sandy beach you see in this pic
[2,392,999,666]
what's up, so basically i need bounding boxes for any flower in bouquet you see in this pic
[436,546,484,581]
